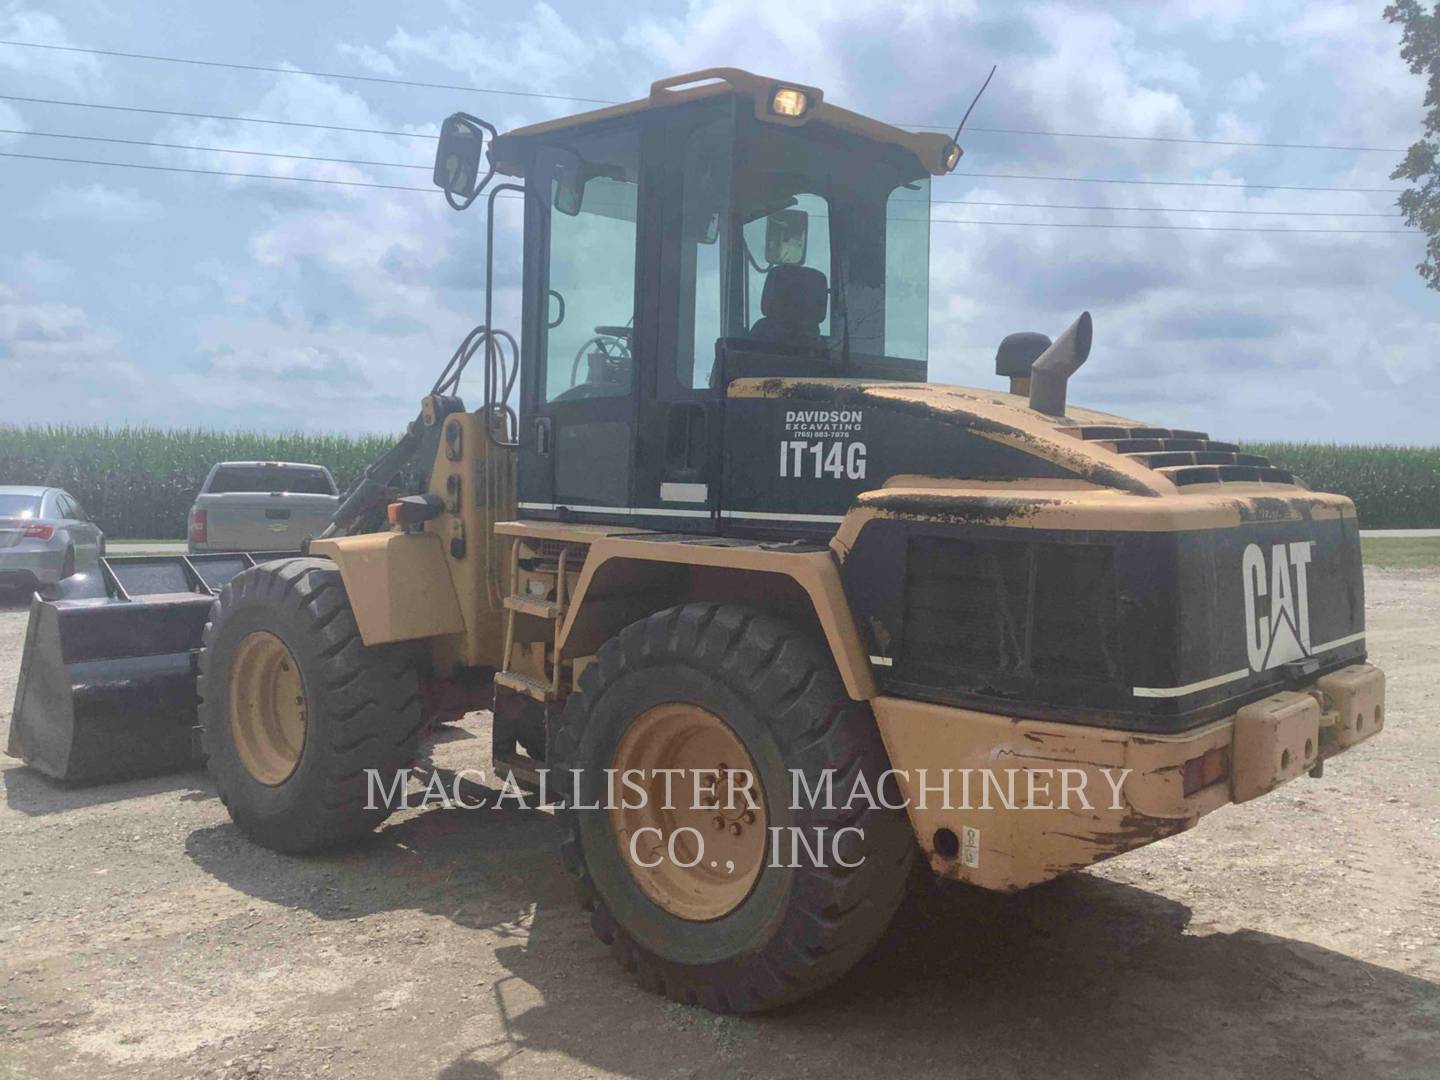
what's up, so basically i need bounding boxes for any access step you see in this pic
[494,670,554,701]
[503,595,563,619]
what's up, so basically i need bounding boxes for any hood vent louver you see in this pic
[1068,426,1301,488]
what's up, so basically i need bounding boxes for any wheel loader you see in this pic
[8,68,1386,1013]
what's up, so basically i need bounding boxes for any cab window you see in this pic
[539,130,640,403]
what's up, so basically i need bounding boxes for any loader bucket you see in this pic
[7,552,296,786]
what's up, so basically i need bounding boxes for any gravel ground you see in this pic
[0,569,1437,1080]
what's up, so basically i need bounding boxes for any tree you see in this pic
[1386,2,1440,290]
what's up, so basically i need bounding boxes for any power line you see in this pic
[2,127,1403,214]
[950,170,1402,193]
[0,38,1409,154]
[0,149,437,192]
[932,196,1400,217]
[928,217,1413,234]
[0,127,428,169]
[0,92,437,139]
[2,95,1406,195]
[908,122,1404,153]
[0,38,615,105]
[0,150,1419,234]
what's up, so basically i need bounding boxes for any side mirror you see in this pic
[765,209,809,265]
[433,113,496,208]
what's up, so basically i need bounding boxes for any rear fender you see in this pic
[557,538,876,702]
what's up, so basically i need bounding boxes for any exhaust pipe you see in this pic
[1028,311,1092,417]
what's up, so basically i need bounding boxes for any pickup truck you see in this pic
[187,461,340,553]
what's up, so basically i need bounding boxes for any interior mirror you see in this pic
[432,114,489,198]
[553,155,585,217]
[685,209,720,245]
[765,209,808,265]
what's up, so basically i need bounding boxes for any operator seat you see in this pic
[749,264,828,348]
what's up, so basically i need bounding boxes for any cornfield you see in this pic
[0,425,394,539]
[1242,443,1440,530]
[0,425,1435,537]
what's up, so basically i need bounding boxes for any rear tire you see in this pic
[60,547,75,580]
[197,557,423,852]
[552,603,915,1013]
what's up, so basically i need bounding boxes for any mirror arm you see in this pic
[480,182,528,449]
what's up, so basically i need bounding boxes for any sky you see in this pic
[0,0,1436,443]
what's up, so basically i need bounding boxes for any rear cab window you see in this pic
[205,466,336,495]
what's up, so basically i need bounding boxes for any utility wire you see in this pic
[932,197,1399,217]
[0,126,427,169]
[950,170,1402,193]
[1,95,1407,194]
[0,150,1419,233]
[0,37,1408,153]
[0,92,437,139]
[929,218,1413,234]
[1,127,1404,215]
[0,149,436,191]
[0,39,615,105]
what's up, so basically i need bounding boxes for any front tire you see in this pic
[553,603,914,1012]
[197,557,423,852]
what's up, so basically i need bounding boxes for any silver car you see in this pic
[0,486,105,593]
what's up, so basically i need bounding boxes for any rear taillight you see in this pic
[23,523,55,541]
[188,507,207,543]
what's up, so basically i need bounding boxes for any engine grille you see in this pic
[900,536,1122,692]
[1068,425,1301,487]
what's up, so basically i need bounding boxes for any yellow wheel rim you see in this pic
[609,703,767,922]
[228,631,307,786]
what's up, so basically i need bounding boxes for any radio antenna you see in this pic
[951,64,997,144]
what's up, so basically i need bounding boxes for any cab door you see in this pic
[630,102,734,533]
[518,126,648,520]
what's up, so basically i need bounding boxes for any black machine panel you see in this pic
[721,383,1081,532]
[844,514,1366,733]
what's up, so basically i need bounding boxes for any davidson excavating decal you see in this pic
[1242,541,1314,672]
[779,409,867,480]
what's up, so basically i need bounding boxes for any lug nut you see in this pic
[729,823,742,836]
[742,810,756,824]
[712,816,725,830]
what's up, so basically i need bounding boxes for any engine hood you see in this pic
[721,376,1332,530]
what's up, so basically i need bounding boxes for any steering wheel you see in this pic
[569,327,633,388]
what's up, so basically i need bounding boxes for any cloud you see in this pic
[335,42,400,76]
[387,3,614,97]
[0,283,145,420]
[0,8,104,91]
[35,184,162,223]
[0,100,27,146]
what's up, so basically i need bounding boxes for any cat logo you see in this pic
[1241,542,1314,673]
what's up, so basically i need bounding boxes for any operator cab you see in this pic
[437,69,959,534]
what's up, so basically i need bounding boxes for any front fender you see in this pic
[309,531,465,645]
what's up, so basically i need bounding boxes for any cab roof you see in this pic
[493,67,957,177]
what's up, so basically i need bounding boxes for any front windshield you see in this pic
[730,120,931,364]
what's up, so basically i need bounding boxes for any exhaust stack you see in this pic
[1028,311,1092,417]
